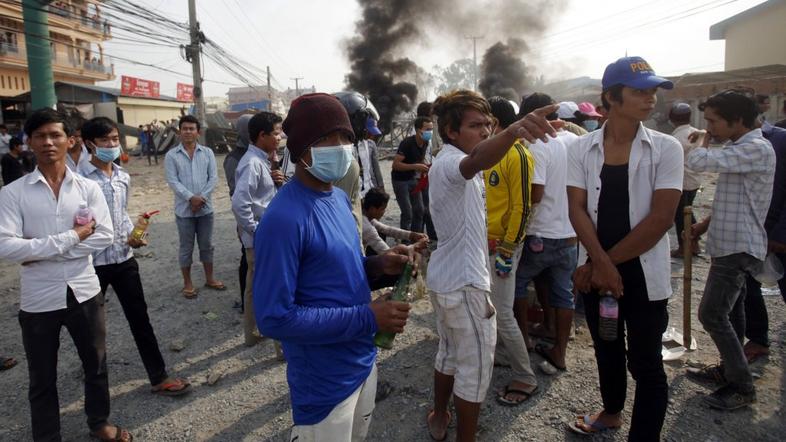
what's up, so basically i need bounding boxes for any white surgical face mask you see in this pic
[302,144,353,183]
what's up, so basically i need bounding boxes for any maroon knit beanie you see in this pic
[283,93,355,161]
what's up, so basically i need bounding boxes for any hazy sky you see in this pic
[101,0,767,99]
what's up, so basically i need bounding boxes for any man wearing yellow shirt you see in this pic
[485,97,538,406]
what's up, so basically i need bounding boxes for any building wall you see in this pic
[0,67,28,97]
[724,2,786,70]
[117,96,185,128]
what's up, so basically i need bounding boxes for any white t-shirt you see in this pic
[426,144,490,293]
[0,133,11,155]
[357,140,374,198]
[526,131,576,239]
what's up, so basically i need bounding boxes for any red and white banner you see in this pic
[120,75,160,98]
[176,83,194,102]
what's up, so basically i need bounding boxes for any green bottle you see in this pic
[374,262,414,349]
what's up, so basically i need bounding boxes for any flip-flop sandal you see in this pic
[566,414,620,436]
[151,378,192,397]
[90,425,134,442]
[1,357,18,371]
[535,344,566,371]
[204,282,226,290]
[495,385,538,406]
[182,288,198,299]
[426,410,451,441]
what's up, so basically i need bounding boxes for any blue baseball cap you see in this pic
[602,56,673,91]
[366,117,382,136]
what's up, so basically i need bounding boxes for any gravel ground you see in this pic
[0,156,784,441]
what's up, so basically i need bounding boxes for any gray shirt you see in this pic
[164,143,218,218]
[231,145,277,248]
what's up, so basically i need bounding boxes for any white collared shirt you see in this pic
[65,144,91,172]
[427,144,490,293]
[0,167,114,312]
[566,123,684,301]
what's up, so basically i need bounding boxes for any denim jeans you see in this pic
[744,252,786,347]
[515,237,578,309]
[699,253,761,392]
[391,179,424,233]
[175,213,214,268]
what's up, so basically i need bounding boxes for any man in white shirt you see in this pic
[669,102,703,257]
[65,115,91,172]
[566,56,682,440]
[0,123,11,155]
[0,108,132,442]
[426,89,556,442]
[231,111,284,348]
[514,93,579,375]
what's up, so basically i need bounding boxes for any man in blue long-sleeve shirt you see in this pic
[164,115,223,298]
[253,93,413,441]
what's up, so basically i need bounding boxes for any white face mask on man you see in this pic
[301,144,353,183]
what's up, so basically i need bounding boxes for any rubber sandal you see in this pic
[151,378,192,397]
[182,287,198,299]
[89,425,133,442]
[566,414,620,436]
[495,385,538,406]
[534,344,566,371]
[1,357,18,371]
[204,281,226,290]
[426,410,451,441]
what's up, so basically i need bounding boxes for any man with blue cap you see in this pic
[566,56,684,440]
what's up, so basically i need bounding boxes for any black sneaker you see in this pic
[687,364,726,385]
[703,384,756,410]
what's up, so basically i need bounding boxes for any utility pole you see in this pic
[266,66,272,111]
[291,77,303,97]
[187,0,206,140]
[466,35,483,92]
[22,0,57,109]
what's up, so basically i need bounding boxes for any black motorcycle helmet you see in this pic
[333,91,381,141]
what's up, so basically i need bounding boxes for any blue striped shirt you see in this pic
[164,143,218,218]
[78,161,134,266]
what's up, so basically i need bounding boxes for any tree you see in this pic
[434,58,475,96]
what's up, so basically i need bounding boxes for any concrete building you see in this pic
[0,0,114,103]
[710,0,786,71]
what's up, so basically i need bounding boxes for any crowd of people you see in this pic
[0,55,785,442]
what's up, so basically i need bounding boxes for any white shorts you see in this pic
[289,364,377,442]
[431,287,497,403]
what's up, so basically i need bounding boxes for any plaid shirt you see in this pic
[686,128,775,260]
[79,161,134,266]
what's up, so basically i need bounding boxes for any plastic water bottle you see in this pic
[74,201,93,226]
[598,295,619,341]
[374,262,413,349]
[130,210,160,241]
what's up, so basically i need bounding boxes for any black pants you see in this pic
[18,289,109,441]
[583,267,668,442]
[95,258,167,385]
[238,243,247,312]
[744,252,786,347]
[674,189,697,247]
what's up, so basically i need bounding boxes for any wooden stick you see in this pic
[683,206,693,350]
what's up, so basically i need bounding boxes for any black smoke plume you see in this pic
[344,1,421,133]
[479,38,530,101]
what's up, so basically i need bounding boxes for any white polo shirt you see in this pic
[527,131,577,239]
[566,123,684,301]
[427,144,490,293]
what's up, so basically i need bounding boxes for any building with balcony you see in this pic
[0,0,113,103]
